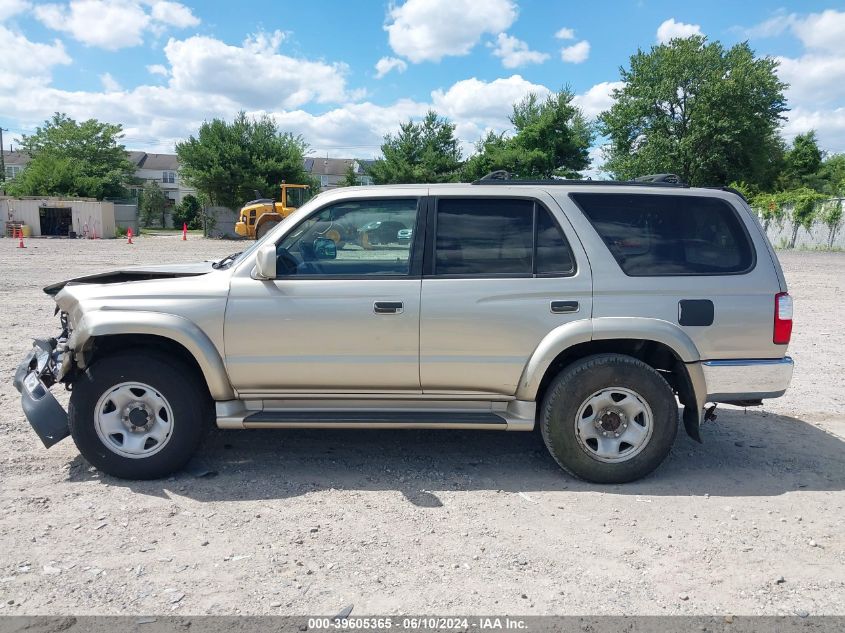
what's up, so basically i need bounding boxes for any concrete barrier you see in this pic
[760,199,844,250]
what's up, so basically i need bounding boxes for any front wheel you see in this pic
[69,351,210,479]
[540,354,678,483]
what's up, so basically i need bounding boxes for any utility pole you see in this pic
[0,127,6,182]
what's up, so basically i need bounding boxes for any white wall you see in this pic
[0,197,116,238]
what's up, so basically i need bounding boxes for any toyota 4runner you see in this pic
[14,177,794,483]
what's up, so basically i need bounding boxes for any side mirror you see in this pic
[313,237,337,260]
[254,242,277,279]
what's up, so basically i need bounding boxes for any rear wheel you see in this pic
[69,351,210,479]
[540,354,678,483]
[255,220,280,239]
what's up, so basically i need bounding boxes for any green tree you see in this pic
[777,187,826,247]
[368,111,462,184]
[340,162,360,187]
[172,193,202,229]
[8,113,134,199]
[819,199,843,248]
[139,180,167,228]
[750,191,785,231]
[176,112,312,210]
[464,90,593,181]
[781,131,823,190]
[817,153,845,196]
[598,36,787,188]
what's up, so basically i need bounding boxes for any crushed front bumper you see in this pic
[13,338,70,448]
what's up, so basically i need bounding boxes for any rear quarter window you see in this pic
[570,193,755,276]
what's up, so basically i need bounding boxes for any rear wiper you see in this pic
[212,251,242,269]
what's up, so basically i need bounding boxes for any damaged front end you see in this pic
[13,313,75,448]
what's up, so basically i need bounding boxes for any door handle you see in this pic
[374,301,404,314]
[550,300,579,314]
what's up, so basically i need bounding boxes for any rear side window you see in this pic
[433,198,576,276]
[571,193,754,276]
[536,207,575,275]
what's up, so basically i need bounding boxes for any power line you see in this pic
[0,127,7,182]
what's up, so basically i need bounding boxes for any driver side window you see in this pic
[276,199,419,277]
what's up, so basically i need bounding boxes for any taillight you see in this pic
[774,292,793,344]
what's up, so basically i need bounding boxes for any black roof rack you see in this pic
[471,171,689,188]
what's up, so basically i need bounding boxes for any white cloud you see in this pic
[782,106,845,154]
[0,0,29,21]
[385,0,517,63]
[0,24,70,78]
[745,9,845,54]
[554,27,575,40]
[0,29,354,152]
[33,0,199,50]
[656,18,702,44]
[738,9,845,153]
[432,75,550,123]
[374,56,407,79]
[560,40,590,63]
[776,54,845,106]
[100,72,121,92]
[573,81,623,118]
[150,0,199,28]
[164,31,350,109]
[490,33,549,68]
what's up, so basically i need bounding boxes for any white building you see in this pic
[127,151,196,206]
[304,157,374,189]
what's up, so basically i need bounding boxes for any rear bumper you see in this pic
[701,357,794,402]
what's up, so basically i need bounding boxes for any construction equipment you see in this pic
[234,183,310,239]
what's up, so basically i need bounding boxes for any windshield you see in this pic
[283,187,310,208]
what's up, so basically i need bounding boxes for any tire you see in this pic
[540,354,678,484]
[68,351,210,480]
[255,220,280,240]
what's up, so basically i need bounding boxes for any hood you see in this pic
[43,261,216,295]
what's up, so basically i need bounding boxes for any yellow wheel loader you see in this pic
[234,183,311,239]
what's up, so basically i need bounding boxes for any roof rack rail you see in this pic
[470,171,689,188]
[703,186,748,202]
[632,173,684,184]
[474,170,512,182]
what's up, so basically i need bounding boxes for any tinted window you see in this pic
[536,208,575,274]
[571,193,754,276]
[277,199,418,276]
[435,199,533,275]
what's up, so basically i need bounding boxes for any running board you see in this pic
[242,410,507,429]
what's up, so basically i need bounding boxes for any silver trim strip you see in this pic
[701,357,793,401]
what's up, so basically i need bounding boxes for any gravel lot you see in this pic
[0,235,842,616]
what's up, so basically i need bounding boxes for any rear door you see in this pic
[419,193,593,396]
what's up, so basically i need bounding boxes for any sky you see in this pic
[1,0,844,171]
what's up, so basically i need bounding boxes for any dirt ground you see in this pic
[0,236,842,617]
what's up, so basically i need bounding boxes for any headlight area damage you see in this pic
[13,314,74,448]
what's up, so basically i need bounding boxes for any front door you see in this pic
[420,194,593,396]
[225,195,424,395]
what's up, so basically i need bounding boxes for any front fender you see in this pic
[515,316,702,401]
[68,310,234,401]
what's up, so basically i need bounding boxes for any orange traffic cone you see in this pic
[127,227,134,244]
[17,227,26,249]
[182,222,187,241]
